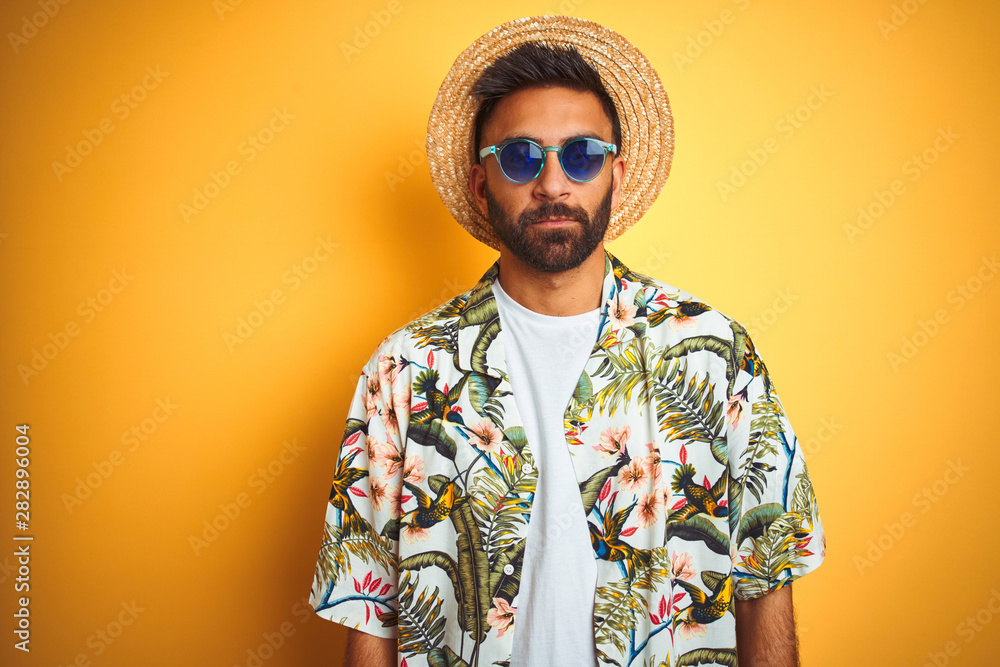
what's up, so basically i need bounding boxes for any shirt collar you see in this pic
[465,248,647,383]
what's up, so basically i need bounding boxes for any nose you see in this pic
[532,146,571,200]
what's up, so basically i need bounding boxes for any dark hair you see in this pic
[471,42,622,164]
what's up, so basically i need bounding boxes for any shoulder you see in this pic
[623,263,749,351]
[358,283,475,377]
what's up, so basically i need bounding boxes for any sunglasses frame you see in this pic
[478,137,618,184]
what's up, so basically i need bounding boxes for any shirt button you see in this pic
[503,564,514,575]
[522,463,533,474]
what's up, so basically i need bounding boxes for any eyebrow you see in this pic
[497,131,608,145]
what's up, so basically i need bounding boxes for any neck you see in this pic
[495,244,606,316]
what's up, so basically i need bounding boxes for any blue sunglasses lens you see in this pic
[497,139,608,183]
[561,139,607,182]
[498,141,544,183]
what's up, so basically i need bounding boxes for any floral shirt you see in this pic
[309,249,826,667]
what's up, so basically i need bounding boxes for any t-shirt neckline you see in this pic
[492,278,601,324]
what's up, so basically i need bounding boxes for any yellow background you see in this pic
[2,0,998,665]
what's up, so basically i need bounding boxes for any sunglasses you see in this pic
[478,137,617,184]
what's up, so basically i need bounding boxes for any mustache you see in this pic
[520,203,589,226]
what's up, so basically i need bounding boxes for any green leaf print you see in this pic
[397,570,447,655]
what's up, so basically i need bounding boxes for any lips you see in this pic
[533,217,577,226]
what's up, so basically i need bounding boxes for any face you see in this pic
[470,85,626,273]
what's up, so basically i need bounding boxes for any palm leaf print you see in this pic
[736,503,785,547]
[316,519,396,589]
[397,570,447,655]
[590,336,657,417]
[734,399,781,504]
[734,512,809,599]
[594,577,646,656]
[410,322,459,357]
[465,370,502,419]
[676,648,737,666]
[749,393,786,442]
[593,548,671,658]
[653,357,725,444]
[468,469,529,566]
[406,294,465,334]
[457,283,500,376]
[666,514,729,556]
[790,468,816,516]
[631,546,672,592]
[408,419,458,461]
[427,646,471,667]
[449,496,492,644]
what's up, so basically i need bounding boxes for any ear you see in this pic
[610,156,627,210]
[469,163,489,217]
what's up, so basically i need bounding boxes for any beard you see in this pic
[484,179,613,273]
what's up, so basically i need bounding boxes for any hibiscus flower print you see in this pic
[486,597,516,637]
[595,424,630,458]
[364,375,382,419]
[365,434,379,463]
[369,476,399,515]
[636,489,662,528]
[403,454,426,484]
[391,386,410,423]
[381,406,400,437]
[668,313,699,332]
[401,523,430,545]
[675,611,707,641]
[644,442,662,488]
[607,294,637,330]
[468,418,503,454]
[371,439,404,477]
[377,353,400,389]
[671,551,696,581]
[617,458,649,494]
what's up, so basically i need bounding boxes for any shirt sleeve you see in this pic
[725,327,826,600]
[309,360,405,637]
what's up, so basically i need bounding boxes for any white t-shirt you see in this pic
[492,277,601,667]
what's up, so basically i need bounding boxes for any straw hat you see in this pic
[426,15,674,251]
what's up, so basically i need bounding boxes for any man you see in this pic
[309,16,825,667]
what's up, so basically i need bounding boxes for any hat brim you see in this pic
[426,15,674,251]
